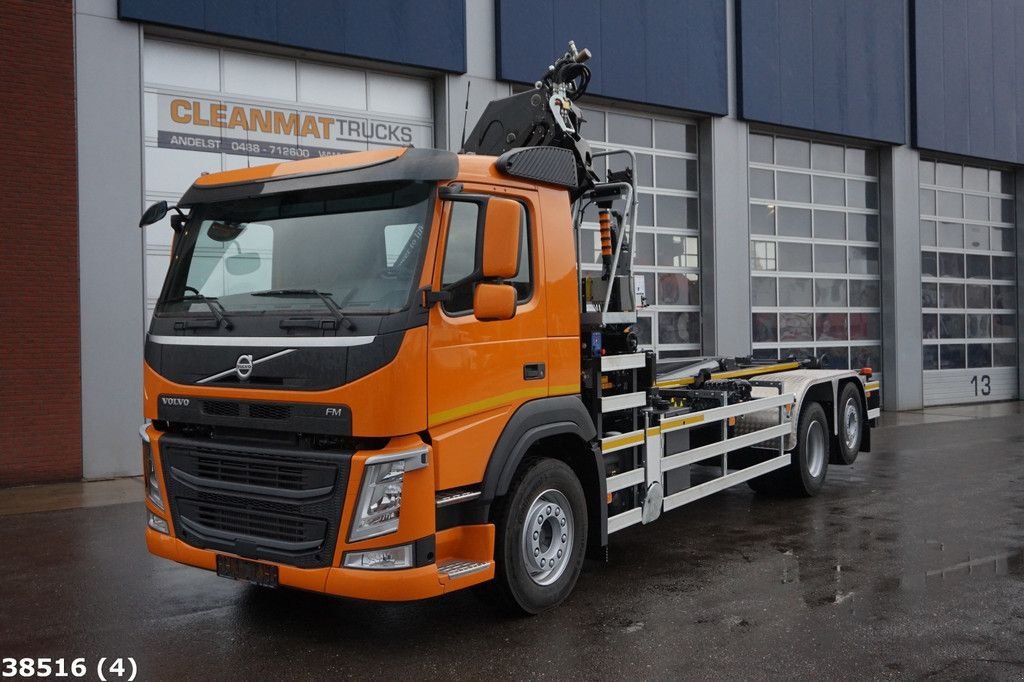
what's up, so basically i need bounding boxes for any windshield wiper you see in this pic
[251,289,356,330]
[165,294,234,330]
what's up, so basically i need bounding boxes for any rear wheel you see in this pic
[490,458,588,615]
[831,383,863,465]
[749,401,830,496]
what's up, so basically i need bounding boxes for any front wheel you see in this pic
[490,458,588,615]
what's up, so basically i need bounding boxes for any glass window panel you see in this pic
[685,237,699,267]
[966,284,990,309]
[685,125,698,154]
[993,285,1015,309]
[991,198,1014,222]
[749,169,774,199]
[656,233,687,267]
[778,347,814,361]
[815,244,847,273]
[778,207,812,237]
[847,214,879,242]
[579,228,601,264]
[776,138,810,168]
[992,228,1014,252]
[967,314,991,339]
[816,313,848,341]
[814,210,845,239]
[752,348,780,361]
[922,282,938,308]
[936,162,963,188]
[850,346,881,371]
[636,154,654,187]
[993,314,1016,338]
[656,156,686,189]
[779,277,814,306]
[752,312,778,342]
[939,344,966,369]
[964,224,990,250]
[937,191,963,218]
[749,134,773,163]
[992,256,1015,280]
[655,195,685,228]
[989,169,1012,194]
[845,148,877,176]
[608,113,652,147]
[637,194,654,226]
[658,311,700,344]
[849,280,879,307]
[779,312,814,341]
[654,119,687,152]
[750,204,775,235]
[964,166,988,191]
[939,283,965,308]
[751,276,777,306]
[964,194,988,221]
[779,242,813,272]
[922,314,938,339]
[634,315,652,345]
[849,246,879,275]
[939,252,964,278]
[921,220,937,246]
[815,278,847,307]
[751,241,777,271]
[923,344,939,369]
[819,346,850,369]
[920,160,936,185]
[966,254,991,279]
[641,272,656,304]
[586,110,606,141]
[937,222,963,248]
[812,143,844,172]
[777,172,811,202]
[939,314,965,338]
[847,180,878,209]
[813,175,845,205]
[921,251,938,277]
[634,231,655,266]
[684,197,699,229]
[920,189,936,215]
[993,342,1016,367]
[849,312,880,340]
[657,273,699,306]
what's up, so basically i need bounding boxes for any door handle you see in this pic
[523,363,546,380]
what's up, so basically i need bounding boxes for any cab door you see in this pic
[426,188,548,473]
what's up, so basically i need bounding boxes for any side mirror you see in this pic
[481,198,521,279]
[139,201,168,228]
[225,253,261,276]
[473,283,516,321]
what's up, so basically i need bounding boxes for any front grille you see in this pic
[249,403,291,420]
[160,434,350,568]
[203,400,240,417]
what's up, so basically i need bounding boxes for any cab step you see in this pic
[438,559,490,579]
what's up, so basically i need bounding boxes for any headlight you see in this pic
[140,424,164,511]
[349,448,428,542]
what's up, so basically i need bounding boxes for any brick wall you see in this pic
[0,0,82,485]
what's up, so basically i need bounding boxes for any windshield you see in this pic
[156,182,433,317]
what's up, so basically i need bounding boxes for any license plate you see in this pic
[216,555,279,588]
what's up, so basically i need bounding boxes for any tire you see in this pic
[831,383,863,465]
[748,401,830,497]
[489,458,588,615]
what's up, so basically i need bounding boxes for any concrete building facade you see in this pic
[2,0,1022,484]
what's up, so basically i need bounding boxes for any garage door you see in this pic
[141,39,434,320]
[920,160,1017,405]
[579,108,701,360]
[748,133,882,373]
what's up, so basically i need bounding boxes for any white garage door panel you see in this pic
[367,73,433,116]
[143,40,220,91]
[145,146,222,196]
[222,50,297,101]
[924,368,1017,406]
[298,62,367,109]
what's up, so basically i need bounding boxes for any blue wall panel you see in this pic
[738,0,906,144]
[913,0,1024,164]
[119,0,466,73]
[496,0,728,115]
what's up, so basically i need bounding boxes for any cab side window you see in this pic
[440,200,532,315]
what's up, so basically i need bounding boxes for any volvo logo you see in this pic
[161,397,190,407]
[235,354,254,381]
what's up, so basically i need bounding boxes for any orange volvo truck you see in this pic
[139,43,880,613]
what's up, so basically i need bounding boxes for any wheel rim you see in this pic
[843,398,860,451]
[520,488,574,586]
[805,420,826,479]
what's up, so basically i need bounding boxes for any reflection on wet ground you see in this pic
[1,412,1023,679]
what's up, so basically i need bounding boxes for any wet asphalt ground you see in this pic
[2,410,1024,680]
